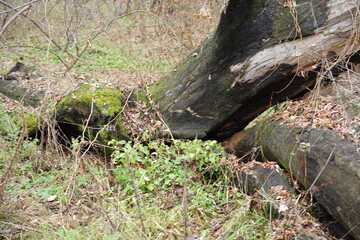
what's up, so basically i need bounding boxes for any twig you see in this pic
[130,9,186,48]
[308,147,335,192]
[127,165,147,238]
[79,89,133,158]
[0,0,78,70]
[65,8,138,71]
[145,86,174,139]
[0,5,31,36]
[182,157,188,240]
[0,108,27,204]
[64,89,96,203]
[341,222,360,239]
[0,45,68,68]
[0,0,40,15]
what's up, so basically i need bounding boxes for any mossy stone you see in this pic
[55,83,129,146]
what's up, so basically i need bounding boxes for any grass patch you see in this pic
[74,38,174,75]
[0,106,271,239]
[0,1,331,239]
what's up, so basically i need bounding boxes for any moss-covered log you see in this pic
[55,84,129,146]
[3,0,358,144]
[148,0,359,139]
[53,0,359,145]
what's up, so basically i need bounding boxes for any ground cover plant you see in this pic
[0,103,271,239]
[0,0,357,239]
[0,1,271,238]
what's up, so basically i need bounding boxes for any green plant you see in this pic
[0,105,21,142]
[108,139,227,195]
[74,38,174,76]
[0,105,38,161]
[104,138,267,239]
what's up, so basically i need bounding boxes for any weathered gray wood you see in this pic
[148,0,359,140]
[236,164,293,195]
[224,120,360,240]
[5,0,357,143]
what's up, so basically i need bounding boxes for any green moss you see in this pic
[254,121,289,171]
[55,83,129,148]
[56,84,93,119]
[148,77,169,103]
[57,84,124,119]
[25,113,38,136]
[272,0,329,41]
[93,88,123,116]
[130,90,149,104]
[98,129,111,142]
[117,117,128,137]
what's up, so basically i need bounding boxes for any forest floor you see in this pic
[0,1,359,239]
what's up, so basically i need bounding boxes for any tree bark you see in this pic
[148,0,359,140]
[50,0,360,154]
[223,120,360,240]
[0,79,43,107]
[2,0,358,143]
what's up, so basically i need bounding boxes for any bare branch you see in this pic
[0,0,41,15]
[66,9,133,71]
[0,0,76,68]
[0,5,31,36]
[0,45,68,68]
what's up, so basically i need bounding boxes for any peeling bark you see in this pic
[149,0,359,139]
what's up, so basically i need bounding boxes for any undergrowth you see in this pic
[1,0,354,239]
[0,105,271,239]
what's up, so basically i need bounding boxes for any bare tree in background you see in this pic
[0,0,222,72]
[0,0,134,71]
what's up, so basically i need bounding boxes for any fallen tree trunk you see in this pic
[51,0,360,151]
[224,119,360,239]
[147,0,359,140]
[2,0,357,144]
[0,79,43,107]
[6,1,357,238]
[0,62,46,107]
